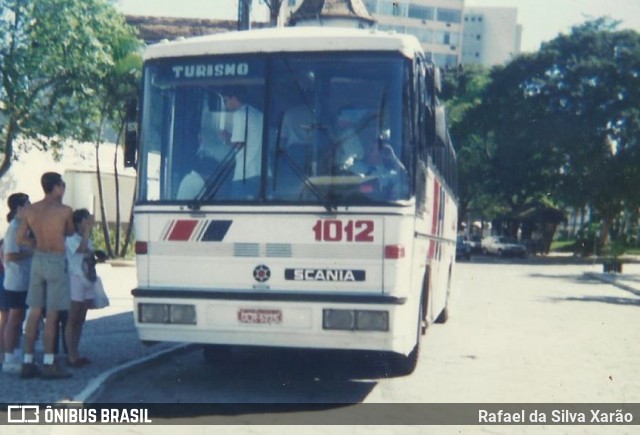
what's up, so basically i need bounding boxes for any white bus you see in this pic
[124,27,458,375]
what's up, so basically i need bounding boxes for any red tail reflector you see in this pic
[384,245,405,259]
[135,241,148,255]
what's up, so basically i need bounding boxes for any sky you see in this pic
[115,0,640,52]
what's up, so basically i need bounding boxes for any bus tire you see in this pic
[435,264,452,324]
[435,306,449,324]
[392,341,419,376]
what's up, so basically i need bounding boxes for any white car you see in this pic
[482,236,527,258]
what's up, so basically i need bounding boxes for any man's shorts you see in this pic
[5,289,28,310]
[70,274,96,302]
[27,251,70,311]
[0,285,7,311]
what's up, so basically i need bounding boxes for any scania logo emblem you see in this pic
[253,265,271,283]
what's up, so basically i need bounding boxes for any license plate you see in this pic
[237,309,282,325]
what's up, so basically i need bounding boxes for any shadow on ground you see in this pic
[91,344,417,406]
[553,295,640,307]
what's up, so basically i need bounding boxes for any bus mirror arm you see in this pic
[124,99,138,168]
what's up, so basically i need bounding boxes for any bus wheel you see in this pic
[435,306,449,324]
[202,344,233,365]
[435,264,452,324]
[391,343,419,377]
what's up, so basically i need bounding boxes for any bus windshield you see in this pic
[138,53,410,206]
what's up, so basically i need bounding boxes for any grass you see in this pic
[550,239,640,257]
[550,240,575,253]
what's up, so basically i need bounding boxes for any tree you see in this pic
[441,65,493,225]
[536,20,640,247]
[91,31,142,258]
[454,19,640,249]
[0,0,141,257]
[477,53,568,223]
[0,0,137,179]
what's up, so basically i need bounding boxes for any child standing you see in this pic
[64,209,97,368]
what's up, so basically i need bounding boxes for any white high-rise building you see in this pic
[462,7,522,66]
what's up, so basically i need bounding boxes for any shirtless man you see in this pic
[17,172,74,379]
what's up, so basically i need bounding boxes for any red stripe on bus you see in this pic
[428,181,441,259]
[167,220,199,241]
[431,180,440,234]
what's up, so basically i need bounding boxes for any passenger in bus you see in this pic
[352,139,408,200]
[281,104,315,150]
[331,107,364,172]
[221,87,264,199]
[270,86,318,199]
[176,156,218,200]
[280,73,317,153]
[280,103,316,172]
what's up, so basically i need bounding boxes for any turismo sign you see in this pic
[152,57,265,84]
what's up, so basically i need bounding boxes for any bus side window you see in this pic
[414,57,429,215]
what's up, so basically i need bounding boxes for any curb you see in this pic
[63,343,191,404]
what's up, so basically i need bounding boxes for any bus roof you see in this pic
[143,27,424,61]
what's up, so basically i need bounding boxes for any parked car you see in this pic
[456,236,472,261]
[481,236,527,258]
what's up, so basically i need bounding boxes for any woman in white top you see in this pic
[64,208,97,368]
[2,193,33,374]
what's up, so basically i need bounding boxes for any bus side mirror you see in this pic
[433,67,442,95]
[124,99,138,168]
[434,104,447,146]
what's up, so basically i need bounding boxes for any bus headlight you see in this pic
[323,309,355,330]
[139,303,196,325]
[139,304,169,323]
[323,309,388,331]
[356,310,389,331]
[170,304,197,325]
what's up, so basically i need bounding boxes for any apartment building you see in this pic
[462,7,522,66]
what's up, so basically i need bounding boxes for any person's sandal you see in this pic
[77,357,91,365]
[68,357,91,368]
[41,364,72,379]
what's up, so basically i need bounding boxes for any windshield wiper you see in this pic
[273,116,335,212]
[188,143,243,209]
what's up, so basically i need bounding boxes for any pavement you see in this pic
[1,254,639,406]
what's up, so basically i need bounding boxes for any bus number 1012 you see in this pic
[312,219,374,242]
